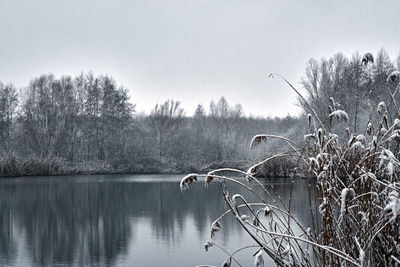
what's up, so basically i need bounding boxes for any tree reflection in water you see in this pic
[0,175,315,267]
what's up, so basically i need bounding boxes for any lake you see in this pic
[0,174,317,267]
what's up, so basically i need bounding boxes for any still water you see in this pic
[0,174,316,267]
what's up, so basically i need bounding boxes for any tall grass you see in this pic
[0,155,113,177]
[180,54,400,266]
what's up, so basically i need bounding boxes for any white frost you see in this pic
[340,188,355,220]
[384,191,400,222]
[394,118,400,129]
[377,102,386,114]
[340,188,349,218]
[232,194,242,207]
[355,134,366,144]
[355,237,365,266]
[351,141,365,151]
[358,211,368,229]
[309,157,320,170]
[240,215,250,221]
[329,110,349,122]
[250,135,268,149]
[319,197,328,217]
[180,173,198,191]
[379,149,400,176]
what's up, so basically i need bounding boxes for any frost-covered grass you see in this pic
[180,54,400,266]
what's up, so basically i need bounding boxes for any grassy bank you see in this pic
[0,155,299,178]
[0,155,115,177]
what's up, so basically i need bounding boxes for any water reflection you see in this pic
[0,175,316,267]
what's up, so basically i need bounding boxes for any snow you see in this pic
[355,237,365,266]
[329,110,349,122]
[232,194,242,207]
[246,166,256,182]
[316,152,328,163]
[250,135,268,149]
[240,215,250,221]
[388,162,394,176]
[304,133,315,142]
[319,197,328,217]
[377,102,386,114]
[309,157,320,170]
[340,188,350,218]
[348,134,355,146]
[351,141,365,151]
[340,188,355,220]
[355,134,366,145]
[360,172,376,185]
[328,133,338,141]
[317,170,326,182]
[394,118,400,129]
[379,149,400,176]
[384,191,400,222]
[358,211,368,229]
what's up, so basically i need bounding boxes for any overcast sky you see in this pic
[0,0,399,117]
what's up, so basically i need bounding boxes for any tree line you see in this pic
[0,73,302,176]
[0,48,398,176]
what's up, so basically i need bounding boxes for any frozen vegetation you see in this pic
[180,51,400,266]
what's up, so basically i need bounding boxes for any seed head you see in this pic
[210,221,222,238]
[205,171,214,188]
[387,70,400,82]
[204,241,213,252]
[377,102,386,114]
[222,257,232,267]
[362,52,374,65]
[250,135,268,149]
[366,123,373,135]
[240,215,250,221]
[180,173,198,191]
[307,113,312,128]
[263,206,272,216]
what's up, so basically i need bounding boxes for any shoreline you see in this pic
[0,155,301,178]
[0,169,304,179]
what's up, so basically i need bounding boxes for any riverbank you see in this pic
[0,155,299,178]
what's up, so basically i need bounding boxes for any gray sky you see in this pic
[0,0,399,117]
